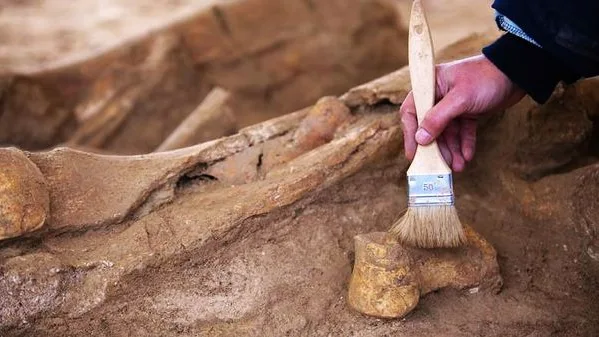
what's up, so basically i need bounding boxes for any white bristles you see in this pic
[389,205,466,248]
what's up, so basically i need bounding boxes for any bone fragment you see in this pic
[155,87,235,152]
[348,225,502,318]
[0,148,50,240]
[15,107,304,233]
[66,34,177,148]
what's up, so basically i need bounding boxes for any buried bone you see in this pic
[0,96,358,239]
[0,148,50,240]
[348,225,502,318]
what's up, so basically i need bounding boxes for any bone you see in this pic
[3,109,402,322]
[66,34,177,148]
[21,108,303,233]
[154,87,236,152]
[66,83,151,148]
[0,0,408,155]
[258,96,353,173]
[6,96,353,235]
[0,31,495,325]
[0,148,49,240]
[348,226,502,318]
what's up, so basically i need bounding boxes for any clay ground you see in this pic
[1,0,599,336]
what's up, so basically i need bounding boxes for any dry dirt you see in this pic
[1,1,599,337]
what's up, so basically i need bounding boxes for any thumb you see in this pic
[415,91,468,145]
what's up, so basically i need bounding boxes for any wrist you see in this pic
[482,33,578,104]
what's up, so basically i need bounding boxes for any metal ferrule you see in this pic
[407,174,454,207]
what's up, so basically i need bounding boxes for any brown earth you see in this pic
[1,1,599,336]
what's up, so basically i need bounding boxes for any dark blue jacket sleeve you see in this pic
[481,0,599,103]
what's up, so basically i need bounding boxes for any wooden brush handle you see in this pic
[407,0,451,175]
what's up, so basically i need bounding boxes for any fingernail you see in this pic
[454,159,465,172]
[415,128,432,144]
[464,150,473,162]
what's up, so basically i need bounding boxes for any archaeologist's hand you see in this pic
[400,54,526,172]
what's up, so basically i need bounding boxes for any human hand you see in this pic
[400,54,526,172]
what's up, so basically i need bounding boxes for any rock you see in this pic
[261,96,353,171]
[0,148,49,240]
[347,226,502,318]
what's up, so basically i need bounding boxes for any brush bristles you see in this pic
[388,205,466,248]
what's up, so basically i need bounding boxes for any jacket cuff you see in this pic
[482,33,578,103]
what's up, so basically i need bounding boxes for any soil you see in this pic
[1,1,599,336]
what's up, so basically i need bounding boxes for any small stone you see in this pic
[587,240,599,262]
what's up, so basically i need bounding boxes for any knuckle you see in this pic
[425,115,446,133]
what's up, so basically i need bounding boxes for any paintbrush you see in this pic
[388,0,466,248]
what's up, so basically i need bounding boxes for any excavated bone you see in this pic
[21,107,306,233]
[0,96,354,236]
[340,31,500,107]
[0,107,403,326]
[0,148,49,240]
[348,226,502,318]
